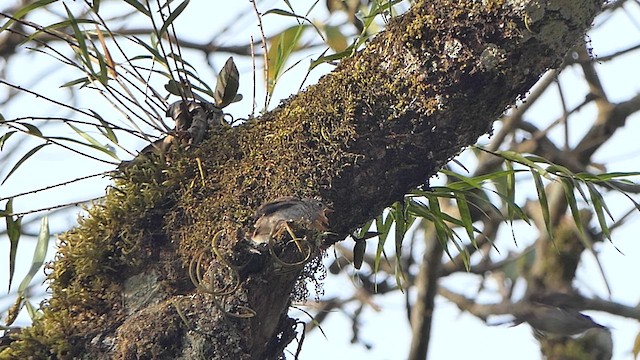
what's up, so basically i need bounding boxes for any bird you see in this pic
[511,293,606,337]
[251,197,332,248]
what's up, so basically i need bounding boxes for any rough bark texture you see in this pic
[0,0,603,359]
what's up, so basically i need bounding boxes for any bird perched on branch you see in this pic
[251,197,332,247]
[511,293,606,337]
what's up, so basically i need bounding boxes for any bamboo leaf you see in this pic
[60,77,91,88]
[561,179,585,235]
[2,199,22,292]
[66,124,119,159]
[91,110,118,143]
[0,131,17,150]
[505,160,516,220]
[0,0,56,33]
[373,211,393,275]
[132,36,166,65]
[25,300,43,321]
[267,25,306,96]
[20,123,43,137]
[158,0,190,38]
[1,143,48,185]
[122,0,151,17]
[531,169,553,241]
[63,4,93,73]
[263,8,307,19]
[587,183,613,242]
[391,201,407,284]
[17,217,50,293]
[455,192,476,247]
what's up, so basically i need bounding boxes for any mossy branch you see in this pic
[0,1,604,359]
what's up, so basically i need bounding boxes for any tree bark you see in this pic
[0,1,603,359]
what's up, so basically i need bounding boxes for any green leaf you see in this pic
[531,169,553,241]
[267,25,306,96]
[94,43,110,85]
[3,199,22,292]
[17,217,50,293]
[1,143,48,185]
[587,183,613,242]
[60,77,91,88]
[263,8,306,19]
[561,179,585,235]
[310,45,356,69]
[65,124,119,159]
[455,192,476,247]
[24,18,98,44]
[0,0,56,33]
[92,110,118,143]
[353,240,366,270]
[63,4,93,73]
[426,197,463,268]
[20,123,43,137]
[158,0,190,38]
[579,171,640,181]
[132,37,166,64]
[504,160,516,220]
[122,0,151,17]
[0,131,17,150]
[324,25,348,52]
[391,201,408,285]
[214,57,240,108]
[373,211,393,276]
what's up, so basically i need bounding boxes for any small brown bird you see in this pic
[251,197,332,246]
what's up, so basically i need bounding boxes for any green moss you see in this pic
[0,155,187,359]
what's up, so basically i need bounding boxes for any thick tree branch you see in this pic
[1,1,606,359]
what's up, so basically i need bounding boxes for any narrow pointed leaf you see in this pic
[0,0,56,33]
[158,0,190,38]
[587,183,613,242]
[17,217,50,293]
[91,110,118,143]
[122,0,151,17]
[505,160,516,220]
[61,77,91,88]
[374,211,392,274]
[561,179,585,235]
[0,131,17,150]
[391,201,407,283]
[455,193,476,247]
[4,199,22,292]
[531,169,553,241]
[64,4,93,73]
[2,143,48,185]
[66,124,118,159]
[267,25,306,95]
